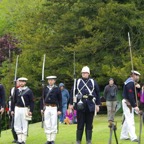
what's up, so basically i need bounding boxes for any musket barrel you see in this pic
[41,54,46,128]
[73,51,77,103]
[42,54,46,81]
[128,32,134,71]
[128,32,138,106]
[14,55,19,81]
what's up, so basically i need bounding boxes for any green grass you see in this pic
[0,114,143,144]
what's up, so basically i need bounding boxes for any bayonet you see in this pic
[41,54,46,128]
[73,51,77,104]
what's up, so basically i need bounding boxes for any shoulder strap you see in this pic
[20,88,30,107]
[77,78,94,95]
[45,86,56,101]
[20,88,30,96]
[90,79,95,93]
[77,78,82,95]
[21,96,26,107]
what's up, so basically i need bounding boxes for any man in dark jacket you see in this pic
[40,76,62,144]
[70,66,100,144]
[104,78,118,126]
[11,77,34,144]
[120,70,140,142]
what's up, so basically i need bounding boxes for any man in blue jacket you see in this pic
[120,70,140,142]
[59,83,69,123]
[70,66,100,144]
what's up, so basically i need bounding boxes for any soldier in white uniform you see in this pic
[40,76,62,144]
[11,77,34,144]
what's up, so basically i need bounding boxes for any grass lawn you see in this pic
[0,114,143,144]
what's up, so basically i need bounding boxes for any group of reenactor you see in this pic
[0,66,142,144]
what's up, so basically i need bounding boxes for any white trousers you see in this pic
[14,106,28,142]
[44,106,57,141]
[120,99,137,141]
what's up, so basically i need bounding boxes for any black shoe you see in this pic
[21,142,25,144]
[124,138,130,140]
[120,138,130,140]
[87,141,92,144]
[76,130,83,143]
[12,140,17,143]
[86,130,92,144]
[46,142,51,144]
[51,141,55,144]
[132,139,139,142]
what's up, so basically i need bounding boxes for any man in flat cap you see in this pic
[120,70,140,142]
[104,78,118,127]
[40,76,62,144]
[11,77,34,144]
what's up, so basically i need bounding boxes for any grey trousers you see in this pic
[106,101,117,121]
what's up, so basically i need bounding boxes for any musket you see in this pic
[128,32,138,107]
[13,55,19,105]
[73,51,77,105]
[115,101,121,113]
[128,33,143,143]
[8,55,19,138]
[108,123,118,144]
[41,54,46,128]
[14,56,19,87]
[108,124,113,144]
[11,115,14,129]
[113,123,118,144]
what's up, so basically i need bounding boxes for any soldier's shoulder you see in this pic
[0,84,4,89]
[126,81,134,87]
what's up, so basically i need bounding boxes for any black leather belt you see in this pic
[45,104,57,107]
[82,95,93,100]
[16,105,25,108]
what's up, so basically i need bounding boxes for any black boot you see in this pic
[76,130,83,144]
[45,141,51,144]
[12,140,17,143]
[86,130,92,144]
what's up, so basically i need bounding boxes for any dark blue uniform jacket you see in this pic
[40,85,62,112]
[123,77,137,108]
[11,87,34,113]
[70,78,101,112]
